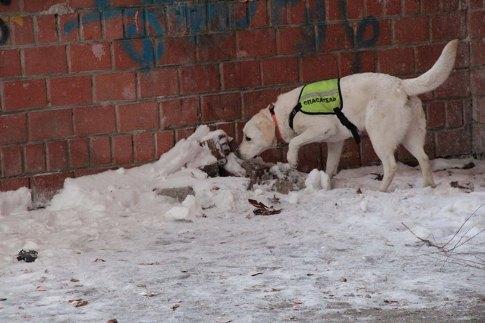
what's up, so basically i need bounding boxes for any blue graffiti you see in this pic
[62,1,380,72]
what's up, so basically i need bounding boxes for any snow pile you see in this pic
[305,169,331,191]
[0,187,31,217]
[0,127,484,320]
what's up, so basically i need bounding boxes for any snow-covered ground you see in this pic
[1,126,484,321]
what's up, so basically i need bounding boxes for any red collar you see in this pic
[269,104,284,143]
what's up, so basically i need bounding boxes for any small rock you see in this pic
[154,186,195,202]
[16,249,38,263]
[339,277,347,282]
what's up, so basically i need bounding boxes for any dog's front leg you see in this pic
[287,128,331,169]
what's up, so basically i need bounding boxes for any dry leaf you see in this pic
[69,299,88,307]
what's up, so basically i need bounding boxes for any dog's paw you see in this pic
[287,153,298,169]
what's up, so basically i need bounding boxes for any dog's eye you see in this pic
[245,136,252,142]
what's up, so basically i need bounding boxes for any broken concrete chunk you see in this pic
[155,186,195,202]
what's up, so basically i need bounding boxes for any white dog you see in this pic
[238,40,458,192]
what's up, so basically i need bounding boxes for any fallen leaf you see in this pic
[248,199,281,216]
[36,286,46,291]
[68,299,88,307]
[356,188,362,194]
[171,303,180,311]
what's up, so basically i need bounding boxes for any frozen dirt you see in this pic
[0,126,484,321]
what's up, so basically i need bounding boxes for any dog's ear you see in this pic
[254,109,275,143]
[256,107,273,125]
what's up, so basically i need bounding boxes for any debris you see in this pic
[171,303,181,311]
[154,186,195,202]
[69,299,88,307]
[141,291,159,297]
[0,298,7,301]
[356,188,362,194]
[36,286,46,291]
[371,173,383,181]
[450,181,474,192]
[16,249,38,263]
[94,258,106,262]
[339,277,347,282]
[70,278,79,282]
[250,272,263,276]
[107,320,118,323]
[461,162,475,169]
[248,199,281,216]
[383,299,398,304]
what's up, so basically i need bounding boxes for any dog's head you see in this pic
[238,105,276,159]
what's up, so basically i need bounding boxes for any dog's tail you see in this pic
[402,40,458,96]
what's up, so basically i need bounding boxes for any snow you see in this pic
[0,127,484,320]
[305,169,331,191]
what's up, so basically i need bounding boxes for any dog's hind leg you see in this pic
[365,100,408,192]
[326,141,344,177]
[402,98,435,188]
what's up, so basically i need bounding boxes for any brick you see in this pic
[446,100,463,128]
[373,19,392,46]
[323,24,353,51]
[471,40,485,66]
[175,128,196,141]
[326,0,340,21]
[403,0,420,15]
[11,16,34,45]
[155,36,195,66]
[0,50,21,77]
[31,172,72,203]
[237,28,276,58]
[118,102,159,132]
[469,11,485,39]
[0,178,30,192]
[188,3,207,34]
[338,139,361,169]
[426,101,446,129]
[277,26,316,55]
[69,0,97,8]
[421,0,440,12]
[161,97,199,128]
[91,136,111,165]
[29,109,73,141]
[302,53,339,82]
[70,43,111,72]
[208,2,230,32]
[69,138,90,168]
[441,0,460,11]
[394,16,429,44]
[0,114,27,145]
[179,64,220,94]
[95,72,136,101]
[243,88,281,118]
[360,135,380,165]
[4,79,47,111]
[23,0,61,12]
[201,93,242,122]
[36,15,57,43]
[222,60,261,90]
[261,148,283,165]
[470,69,484,96]
[270,0,287,25]
[50,76,92,106]
[47,141,69,171]
[59,13,79,42]
[102,8,124,40]
[287,0,308,24]
[74,105,116,136]
[378,48,414,75]
[166,4,189,36]
[113,134,133,164]
[261,57,298,85]
[385,0,401,15]
[469,0,483,9]
[340,51,376,75]
[0,0,20,12]
[347,0,365,19]
[81,11,102,41]
[196,33,236,62]
[156,131,175,158]
[366,0,385,16]
[25,45,67,75]
[431,13,466,41]
[2,146,23,176]
[297,143,322,173]
[436,129,471,156]
[146,8,165,37]
[138,67,179,98]
[134,132,155,163]
[114,38,155,69]
[123,8,146,38]
[435,70,469,98]
[307,0,326,23]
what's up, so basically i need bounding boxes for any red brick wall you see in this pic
[0,0,483,196]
